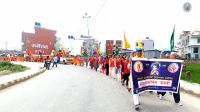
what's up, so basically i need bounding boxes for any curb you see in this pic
[181,87,200,97]
[0,68,46,90]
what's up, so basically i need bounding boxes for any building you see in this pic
[82,38,97,55]
[113,40,122,54]
[135,37,154,51]
[144,50,161,58]
[22,23,57,55]
[142,37,154,51]
[106,40,114,55]
[105,40,123,55]
[60,38,83,56]
[178,31,200,59]
[120,48,133,54]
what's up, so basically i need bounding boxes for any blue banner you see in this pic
[131,58,183,94]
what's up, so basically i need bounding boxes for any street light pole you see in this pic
[83,13,91,38]
[83,13,92,55]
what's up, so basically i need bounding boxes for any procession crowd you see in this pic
[73,49,183,110]
[1,49,183,110]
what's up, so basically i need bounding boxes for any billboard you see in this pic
[23,28,56,55]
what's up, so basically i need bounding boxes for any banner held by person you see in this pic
[131,58,183,94]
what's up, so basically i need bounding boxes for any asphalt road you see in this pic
[0,64,200,112]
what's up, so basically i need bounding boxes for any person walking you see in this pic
[94,56,99,71]
[120,55,126,84]
[158,52,182,106]
[122,56,130,87]
[52,55,58,68]
[170,52,183,106]
[89,55,94,69]
[115,55,121,82]
[109,55,115,78]
[157,53,167,99]
[99,56,103,73]
[131,48,144,110]
[105,56,109,76]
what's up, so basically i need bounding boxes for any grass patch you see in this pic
[181,63,200,84]
[0,62,29,75]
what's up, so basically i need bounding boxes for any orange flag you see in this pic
[124,32,130,48]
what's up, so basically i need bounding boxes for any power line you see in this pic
[90,0,108,23]
[71,0,109,38]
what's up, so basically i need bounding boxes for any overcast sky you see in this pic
[0,0,199,50]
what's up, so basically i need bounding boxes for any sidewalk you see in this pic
[180,80,200,97]
[0,62,46,89]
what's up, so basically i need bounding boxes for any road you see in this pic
[0,64,200,112]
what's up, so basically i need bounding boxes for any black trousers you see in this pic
[123,73,130,86]
[173,86,180,103]
[157,92,166,96]
[105,64,109,75]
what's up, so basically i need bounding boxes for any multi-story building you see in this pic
[142,37,154,51]
[105,40,122,55]
[135,37,154,51]
[144,49,161,58]
[106,40,114,55]
[179,31,200,59]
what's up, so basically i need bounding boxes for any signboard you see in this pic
[26,38,54,55]
[23,28,56,55]
[131,58,183,94]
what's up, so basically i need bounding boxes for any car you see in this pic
[65,57,74,65]
[60,57,73,65]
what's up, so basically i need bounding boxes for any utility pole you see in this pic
[83,13,91,38]
[83,13,92,55]
[5,41,7,51]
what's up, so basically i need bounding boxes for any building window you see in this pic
[193,47,198,53]
[195,54,199,59]
[153,42,154,48]
[198,38,200,43]
[186,36,190,45]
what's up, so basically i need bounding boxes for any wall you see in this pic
[144,50,161,58]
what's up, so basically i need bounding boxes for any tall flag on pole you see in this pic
[97,46,100,55]
[137,38,143,49]
[137,38,144,57]
[124,32,130,48]
[116,48,119,55]
[170,25,175,51]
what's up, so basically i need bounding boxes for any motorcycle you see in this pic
[44,59,51,70]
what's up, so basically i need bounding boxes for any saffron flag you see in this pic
[137,38,143,49]
[124,32,130,48]
[97,46,100,55]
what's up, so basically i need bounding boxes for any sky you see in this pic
[0,0,199,51]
